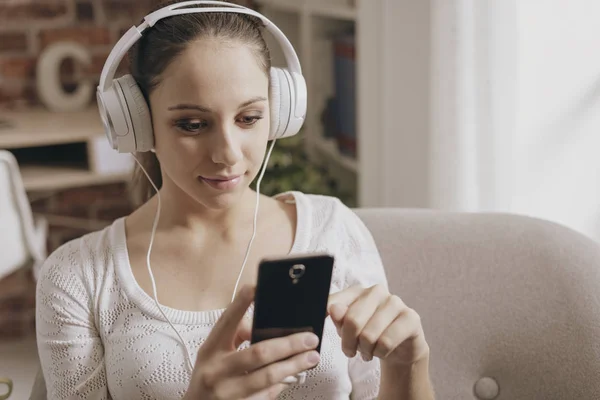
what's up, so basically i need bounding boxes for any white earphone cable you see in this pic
[231,138,277,302]
[132,137,277,373]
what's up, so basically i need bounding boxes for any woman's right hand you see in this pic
[184,285,321,400]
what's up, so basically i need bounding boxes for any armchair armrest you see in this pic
[30,214,48,281]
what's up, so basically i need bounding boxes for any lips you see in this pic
[199,175,242,190]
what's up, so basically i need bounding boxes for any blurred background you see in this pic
[0,0,599,397]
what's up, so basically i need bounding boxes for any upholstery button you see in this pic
[474,377,499,399]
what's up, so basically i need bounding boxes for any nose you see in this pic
[210,123,243,167]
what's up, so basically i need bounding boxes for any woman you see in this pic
[35,1,434,399]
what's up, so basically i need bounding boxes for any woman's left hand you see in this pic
[327,284,430,367]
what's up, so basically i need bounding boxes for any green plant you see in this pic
[252,133,355,205]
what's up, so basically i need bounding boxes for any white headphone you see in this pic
[96,0,308,154]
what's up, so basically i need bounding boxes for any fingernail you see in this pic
[307,351,320,364]
[304,334,319,348]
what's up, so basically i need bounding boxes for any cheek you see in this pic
[154,128,205,172]
[244,130,270,166]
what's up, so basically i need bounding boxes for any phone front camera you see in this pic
[289,264,306,279]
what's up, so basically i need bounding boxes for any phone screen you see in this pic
[251,253,334,353]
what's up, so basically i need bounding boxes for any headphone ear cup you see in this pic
[115,74,154,152]
[269,68,282,140]
[269,67,294,140]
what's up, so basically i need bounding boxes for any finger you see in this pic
[373,308,422,360]
[328,303,348,325]
[339,285,388,358]
[204,284,255,351]
[215,350,320,399]
[234,315,253,349]
[357,295,405,361]
[327,285,364,314]
[219,331,320,376]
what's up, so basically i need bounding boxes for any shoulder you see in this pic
[285,191,370,237]
[277,190,378,254]
[36,219,120,297]
[276,190,354,220]
[281,191,388,289]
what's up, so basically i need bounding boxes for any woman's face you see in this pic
[149,38,270,211]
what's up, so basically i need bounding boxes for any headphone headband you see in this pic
[97,1,307,152]
[98,1,302,94]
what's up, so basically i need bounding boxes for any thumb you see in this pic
[204,284,255,351]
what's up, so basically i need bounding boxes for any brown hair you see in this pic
[127,0,271,206]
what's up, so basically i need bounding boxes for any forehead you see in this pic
[154,38,269,104]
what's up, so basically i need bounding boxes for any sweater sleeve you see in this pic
[336,204,390,400]
[340,206,389,291]
[35,239,110,400]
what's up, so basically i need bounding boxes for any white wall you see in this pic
[511,0,600,241]
[358,0,433,208]
[364,0,600,242]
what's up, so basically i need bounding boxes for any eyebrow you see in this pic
[167,96,267,112]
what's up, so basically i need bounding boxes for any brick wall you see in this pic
[0,269,36,338]
[0,0,149,107]
[0,0,255,339]
[0,0,255,108]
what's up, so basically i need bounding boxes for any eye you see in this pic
[238,115,263,127]
[175,119,208,134]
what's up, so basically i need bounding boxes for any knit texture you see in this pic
[36,191,389,400]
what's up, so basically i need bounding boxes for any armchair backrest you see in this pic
[354,208,600,399]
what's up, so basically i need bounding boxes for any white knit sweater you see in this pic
[36,191,389,400]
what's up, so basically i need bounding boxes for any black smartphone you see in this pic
[251,253,335,354]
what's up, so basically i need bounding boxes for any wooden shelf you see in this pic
[314,137,358,172]
[308,0,356,20]
[256,0,360,204]
[0,106,134,192]
[255,0,301,13]
[255,0,356,20]
[0,107,103,149]
[20,165,129,191]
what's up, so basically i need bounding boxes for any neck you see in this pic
[155,182,258,238]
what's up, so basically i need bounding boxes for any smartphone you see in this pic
[251,253,335,354]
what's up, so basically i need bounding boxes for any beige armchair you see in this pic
[29,207,600,399]
[358,208,600,399]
